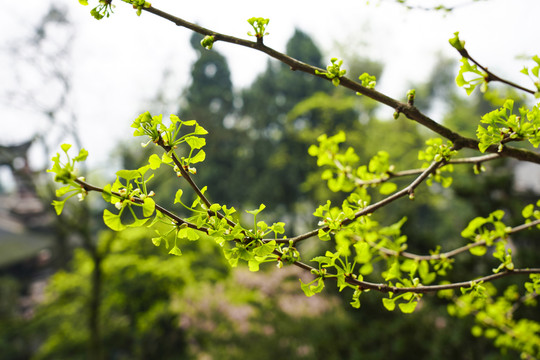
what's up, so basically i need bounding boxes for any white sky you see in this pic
[1,0,539,176]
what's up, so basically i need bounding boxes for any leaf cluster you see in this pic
[247,17,269,39]
[315,58,347,86]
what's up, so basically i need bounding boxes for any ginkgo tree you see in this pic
[50,0,540,357]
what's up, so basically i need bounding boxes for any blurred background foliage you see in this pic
[1,5,539,360]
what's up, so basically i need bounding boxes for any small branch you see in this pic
[271,159,444,245]
[339,153,502,187]
[285,252,540,295]
[460,49,536,95]
[158,138,238,229]
[349,268,540,294]
[362,218,540,262]
[74,178,209,233]
[509,218,540,234]
[449,153,502,164]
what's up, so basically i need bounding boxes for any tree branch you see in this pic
[74,177,210,234]
[142,6,540,165]
[288,251,540,295]
[457,48,537,95]
[270,159,444,245]
[158,136,239,229]
[337,153,502,187]
[362,218,540,261]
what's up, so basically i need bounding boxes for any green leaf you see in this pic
[248,260,260,272]
[174,189,183,204]
[194,124,208,135]
[169,246,182,256]
[246,203,266,215]
[418,260,436,285]
[103,209,127,231]
[522,204,534,218]
[379,182,397,195]
[148,154,162,169]
[151,237,162,246]
[178,227,200,241]
[312,277,325,294]
[101,184,112,203]
[448,31,465,51]
[142,197,155,217]
[299,278,324,297]
[190,150,206,164]
[354,242,372,264]
[359,263,373,275]
[60,143,72,152]
[185,228,200,241]
[184,136,206,150]
[318,229,331,241]
[181,120,197,126]
[384,262,401,281]
[398,301,418,313]
[161,152,173,163]
[52,200,66,215]
[253,240,276,257]
[116,169,141,181]
[55,185,72,198]
[126,217,148,228]
[469,245,487,256]
[382,297,396,311]
[461,216,487,238]
[299,279,315,297]
[74,148,89,162]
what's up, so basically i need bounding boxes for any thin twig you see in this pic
[460,50,536,95]
[361,218,540,261]
[349,268,540,294]
[75,178,209,233]
[158,138,238,229]
[268,159,445,245]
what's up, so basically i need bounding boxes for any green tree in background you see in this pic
[237,29,329,212]
[41,1,540,359]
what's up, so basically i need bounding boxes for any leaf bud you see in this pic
[406,89,416,105]
[200,35,215,50]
